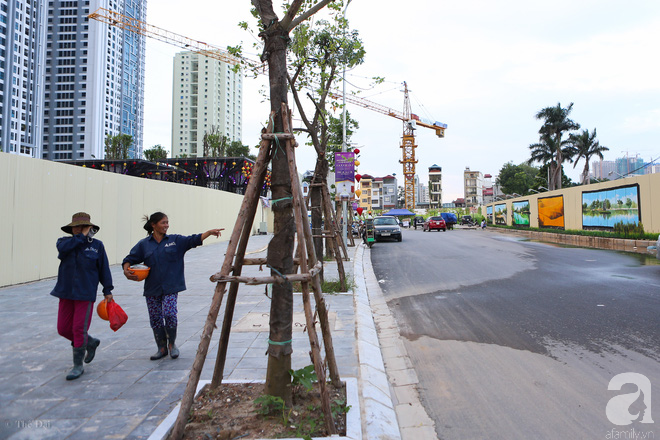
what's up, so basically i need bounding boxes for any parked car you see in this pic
[460,215,474,226]
[440,212,457,230]
[413,216,425,229]
[373,216,402,242]
[423,216,447,232]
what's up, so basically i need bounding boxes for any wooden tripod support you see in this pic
[168,105,340,440]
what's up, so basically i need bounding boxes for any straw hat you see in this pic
[61,212,100,234]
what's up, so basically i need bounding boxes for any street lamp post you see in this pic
[340,0,352,247]
[538,186,549,191]
[528,188,539,194]
[608,171,627,179]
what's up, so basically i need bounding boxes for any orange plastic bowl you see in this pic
[97,299,109,321]
[130,265,150,281]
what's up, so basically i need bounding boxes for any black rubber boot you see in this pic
[150,328,168,360]
[166,327,179,359]
[84,336,100,364]
[66,347,86,380]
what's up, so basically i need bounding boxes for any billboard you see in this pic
[494,203,507,225]
[512,200,530,226]
[582,184,640,229]
[487,205,493,224]
[538,195,564,229]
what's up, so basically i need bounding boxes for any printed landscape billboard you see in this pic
[494,203,507,225]
[487,205,493,224]
[582,185,640,229]
[538,195,564,229]
[512,201,530,226]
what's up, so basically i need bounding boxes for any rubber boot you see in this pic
[84,336,100,364]
[66,347,86,380]
[166,327,179,359]
[150,328,168,360]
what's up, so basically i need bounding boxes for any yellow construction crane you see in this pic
[89,9,446,210]
[335,82,446,210]
[88,8,251,67]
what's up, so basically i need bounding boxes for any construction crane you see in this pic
[88,8,252,67]
[336,82,447,210]
[89,9,447,210]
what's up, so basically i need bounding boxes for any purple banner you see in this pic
[335,152,355,197]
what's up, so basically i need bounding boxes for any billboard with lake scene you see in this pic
[512,201,530,226]
[582,185,640,229]
[487,205,493,224]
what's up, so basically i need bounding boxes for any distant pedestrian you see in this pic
[51,212,114,380]
[122,212,222,360]
[481,219,486,229]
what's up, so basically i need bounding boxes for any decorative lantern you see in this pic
[355,189,362,198]
[357,207,364,215]
[355,174,362,183]
[353,148,360,155]
[354,160,360,167]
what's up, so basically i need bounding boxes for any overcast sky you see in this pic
[142,0,660,201]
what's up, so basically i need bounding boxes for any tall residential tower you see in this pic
[42,0,146,161]
[171,51,242,158]
[0,0,47,157]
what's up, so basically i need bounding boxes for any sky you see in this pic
[142,0,660,201]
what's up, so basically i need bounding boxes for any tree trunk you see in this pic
[262,18,295,406]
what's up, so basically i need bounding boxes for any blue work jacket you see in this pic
[123,233,202,297]
[50,234,114,301]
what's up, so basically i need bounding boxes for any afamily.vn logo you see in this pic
[606,372,653,426]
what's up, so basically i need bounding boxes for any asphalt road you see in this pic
[371,227,660,440]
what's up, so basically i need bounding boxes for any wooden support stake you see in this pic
[283,105,337,435]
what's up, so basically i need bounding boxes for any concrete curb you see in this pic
[354,243,438,440]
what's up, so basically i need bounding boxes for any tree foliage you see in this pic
[143,144,168,161]
[567,128,608,185]
[531,102,580,190]
[496,162,539,195]
[104,133,133,160]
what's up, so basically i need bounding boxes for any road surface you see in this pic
[371,227,660,439]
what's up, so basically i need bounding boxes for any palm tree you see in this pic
[528,133,571,189]
[534,102,580,190]
[568,128,609,185]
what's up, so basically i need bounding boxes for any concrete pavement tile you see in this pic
[384,354,412,371]
[136,370,190,384]
[94,398,161,417]
[394,403,435,429]
[360,364,391,397]
[227,368,267,381]
[387,368,419,387]
[118,382,177,400]
[65,415,143,440]
[392,385,421,406]
[235,355,268,370]
[92,369,147,384]
[112,358,166,371]
[6,418,85,440]
[152,357,195,370]
[358,340,386,371]
[39,399,107,419]
[400,425,438,440]
[363,398,401,440]
[0,398,63,420]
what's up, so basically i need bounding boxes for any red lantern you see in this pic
[353,148,360,155]
[357,207,364,215]
[355,174,362,183]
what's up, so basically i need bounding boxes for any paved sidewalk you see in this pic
[0,234,435,440]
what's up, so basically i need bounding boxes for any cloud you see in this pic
[621,109,660,132]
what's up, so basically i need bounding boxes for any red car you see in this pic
[423,216,447,232]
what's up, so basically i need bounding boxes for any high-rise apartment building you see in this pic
[171,51,242,158]
[428,164,442,210]
[42,0,146,161]
[0,0,47,157]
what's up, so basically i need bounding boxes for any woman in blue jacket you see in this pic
[51,212,114,380]
[122,212,222,360]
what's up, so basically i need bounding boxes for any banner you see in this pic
[334,152,355,198]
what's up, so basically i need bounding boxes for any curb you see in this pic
[353,242,438,440]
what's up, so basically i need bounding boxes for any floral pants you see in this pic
[145,293,178,329]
